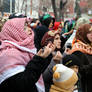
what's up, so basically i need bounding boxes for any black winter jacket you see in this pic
[0,55,52,92]
[73,51,92,92]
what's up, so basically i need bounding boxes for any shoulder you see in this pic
[72,51,84,56]
[72,51,88,63]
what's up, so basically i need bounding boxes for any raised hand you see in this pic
[37,43,56,58]
[52,51,63,63]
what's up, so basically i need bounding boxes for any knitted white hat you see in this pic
[52,64,78,90]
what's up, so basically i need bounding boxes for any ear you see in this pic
[53,72,60,79]
[53,65,57,72]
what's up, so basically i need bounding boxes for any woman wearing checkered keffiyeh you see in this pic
[0,18,55,92]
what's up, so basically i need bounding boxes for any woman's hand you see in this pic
[37,43,56,58]
[52,51,63,63]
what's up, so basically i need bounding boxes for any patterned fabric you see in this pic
[0,18,35,80]
[0,18,35,49]
[71,24,92,55]
[71,41,92,55]
[0,18,45,92]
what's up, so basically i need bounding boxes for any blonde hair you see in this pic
[75,17,90,30]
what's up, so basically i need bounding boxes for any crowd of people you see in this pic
[0,13,92,92]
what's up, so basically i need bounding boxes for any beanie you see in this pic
[43,14,51,21]
[62,54,80,67]
[50,64,78,92]
[42,14,53,27]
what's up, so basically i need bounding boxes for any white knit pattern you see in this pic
[53,64,74,82]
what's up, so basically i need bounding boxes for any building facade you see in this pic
[0,0,15,15]
[15,0,40,18]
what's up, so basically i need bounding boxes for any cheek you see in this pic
[87,34,92,41]
[74,68,78,73]
[54,41,61,48]
[71,68,78,73]
[53,41,58,48]
[53,41,56,46]
[87,34,90,38]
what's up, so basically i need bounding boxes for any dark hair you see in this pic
[9,13,26,19]
[42,17,53,27]
[40,14,54,27]
[41,31,60,47]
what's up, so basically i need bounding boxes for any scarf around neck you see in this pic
[70,41,92,55]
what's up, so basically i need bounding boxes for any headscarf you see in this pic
[53,22,61,31]
[75,24,92,44]
[0,18,46,92]
[0,18,36,74]
[70,24,92,55]
[0,18,34,49]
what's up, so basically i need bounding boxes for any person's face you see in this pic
[58,24,62,33]
[53,34,61,49]
[24,23,32,35]
[87,31,92,43]
[49,20,53,28]
[70,65,79,73]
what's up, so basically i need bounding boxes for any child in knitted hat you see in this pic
[62,54,82,92]
[50,64,78,92]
